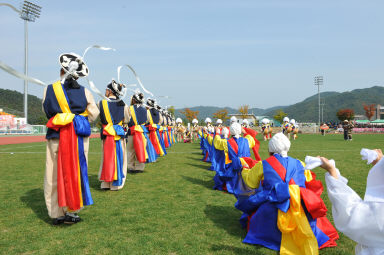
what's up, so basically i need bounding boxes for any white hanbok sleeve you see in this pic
[325,169,384,248]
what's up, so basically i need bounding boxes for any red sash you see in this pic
[100,126,116,182]
[228,138,257,169]
[47,119,82,210]
[244,127,261,161]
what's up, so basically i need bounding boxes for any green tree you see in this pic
[336,109,355,121]
[213,109,229,122]
[167,106,175,116]
[273,109,288,123]
[180,108,199,123]
[238,105,249,119]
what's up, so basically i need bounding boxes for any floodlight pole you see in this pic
[314,76,323,131]
[321,100,326,124]
[24,19,28,123]
[1,1,41,124]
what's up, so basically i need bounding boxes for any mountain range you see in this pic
[174,86,384,122]
[0,86,383,125]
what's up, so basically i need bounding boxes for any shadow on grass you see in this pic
[204,205,245,238]
[185,162,211,171]
[20,188,51,224]
[210,244,277,255]
[181,175,213,189]
[88,174,105,191]
[185,155,205,161]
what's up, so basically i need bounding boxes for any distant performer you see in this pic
[320,123,329,136]
[282,116,291,138]
[191,118,199,142]
[242,119,249,128]
[261,118,272,141]
[205,117,213,128]
[290,119,299,140]
[175,118,185,142]
[216,119,223,128]
[343,120,354,141]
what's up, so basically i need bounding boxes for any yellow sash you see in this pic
[148,109,154,125]
[51,81,88,125]
[277,185,318,255]
[101,100,123,141]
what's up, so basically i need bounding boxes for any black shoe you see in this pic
[64,213,82,224]
[101,188,110,190]
[128,169,136,174]
[135,170,144,173]
[52,217,65,225]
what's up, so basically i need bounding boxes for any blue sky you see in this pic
[1,0,384,109]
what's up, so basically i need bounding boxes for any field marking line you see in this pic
[0,144,46,151]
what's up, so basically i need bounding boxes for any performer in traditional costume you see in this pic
[261,118,272,141]
[126,92,150,173]
[282,116,291,138]
[290,119,299,140]
[216,119,223,128]
[242,119,249,128]
[146,99,165,157]
[98,80,129,191]
[320,123,329,136]
[235,133,339,254]
[319,149,384,255]
[191,118,199,142]
[343,120,354,141]
[175,118,185,143]
[155,105,167,155]
[212,123,261,192]
[161,110,171,149]
[43,53,99,225]
[205,117,213,128]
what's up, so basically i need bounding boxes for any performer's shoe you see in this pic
[101,188,110,190]
[128,169,136,174]
[52,216,65,225]
[64,213,82,224]
[135,170,144,173]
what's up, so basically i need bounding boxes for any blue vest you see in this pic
[99,100,125,140]
[43,81,87,139]
[149,108,160,124]
[128,105,148,127]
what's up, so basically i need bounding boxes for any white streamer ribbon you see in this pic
[118,64,154,97]
[0,61,47,87]
[82,45,116,59]
[82,45,128,103]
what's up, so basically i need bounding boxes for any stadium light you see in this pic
[20,1,42,123]
[314,76,323,130]
[0,1,42,124]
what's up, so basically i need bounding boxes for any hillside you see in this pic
[264,86,384,122]
[176,86,384,122]
[0,89,46,125]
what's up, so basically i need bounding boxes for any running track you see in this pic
[0,134,100,145]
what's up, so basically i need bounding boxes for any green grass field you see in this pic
[1,133,383,254]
